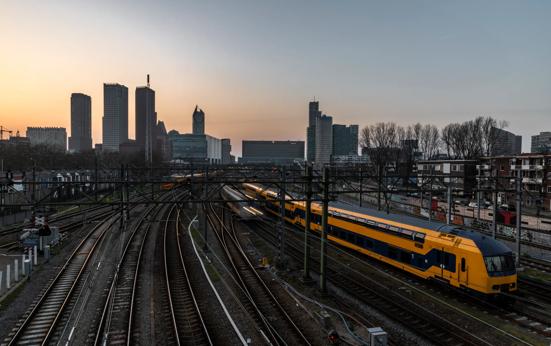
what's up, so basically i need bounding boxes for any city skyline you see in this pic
[2,1,551,155]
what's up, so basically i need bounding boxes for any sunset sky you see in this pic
[1,1,550,155]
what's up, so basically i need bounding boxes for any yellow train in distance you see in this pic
[243,183,517,295]
[161,173,207,190]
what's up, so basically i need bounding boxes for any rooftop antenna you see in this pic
[147,74,150,87]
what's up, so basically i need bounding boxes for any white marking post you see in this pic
[6,264,10,289]
[14,259,18,282]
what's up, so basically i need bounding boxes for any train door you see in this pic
[458,257,468,287]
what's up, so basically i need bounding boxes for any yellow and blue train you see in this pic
[243,183,517,295]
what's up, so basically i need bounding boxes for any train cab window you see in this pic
[484,255,515,276]
[461,258,466,272]
[443,252,450,269]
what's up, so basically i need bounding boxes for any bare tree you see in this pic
[419,124,439,160]
[360,122,402,211]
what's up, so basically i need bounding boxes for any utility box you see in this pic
[367,327,387,346]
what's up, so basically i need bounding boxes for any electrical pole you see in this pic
[428,165,433,222]
[447,183,452,225]
[320,167,329,294]
[515,169,522,268]
[377,165,381,211]
[477,165,481,220]
[203,166,209,252]
[94,155,98,202]
[303,164,312,282]
[278,166,286,268]
[492,166,497,239]
[359,166,363,207]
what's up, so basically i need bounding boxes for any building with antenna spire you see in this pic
[135,75,156,163]
[192,105,205,135]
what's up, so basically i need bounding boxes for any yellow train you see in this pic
[243,183,517,295]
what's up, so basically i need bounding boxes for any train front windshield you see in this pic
[484,254,516,276]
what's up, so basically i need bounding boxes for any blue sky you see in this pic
[2,0,550,154]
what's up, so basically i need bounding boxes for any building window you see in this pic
[547,186,551,193]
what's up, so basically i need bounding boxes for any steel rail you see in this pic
[6,212,119,346]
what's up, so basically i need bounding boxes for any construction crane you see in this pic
[0,126,13,140]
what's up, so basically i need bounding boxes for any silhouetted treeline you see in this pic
[0,144,163,172]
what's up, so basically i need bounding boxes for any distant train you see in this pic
[221,185,263,219]
[161,173,206,190]
[243,183,517,295]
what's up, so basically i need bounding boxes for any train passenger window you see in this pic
[400,251,411,264]
[461,258,466,272]
[356,237,364,247]
[388,248,398,260]
[365,239,373,248]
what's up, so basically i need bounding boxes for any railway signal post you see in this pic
[320,166,329,294]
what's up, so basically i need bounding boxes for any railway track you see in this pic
[3,213,119,345]
[206,204,312,346]
[521,257,551,273]
[163,204,212,345]
[518,276,551,306]
[93,204,159,345]
[0,204,109,237]
[250,217,524,346]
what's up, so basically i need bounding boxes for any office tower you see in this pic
[192,106,205,135]
[306,101,321,162]
[315,114,333,164]
[136,76,156,162]
[332,124,359,156]
[102,83,128,151]
[169,134,221,164]
[26,127,67,151]
[221,138,232,164]
[531,132,551,153]
[240,140,304,164]
[69,93,92,152]
[491,128,521,156]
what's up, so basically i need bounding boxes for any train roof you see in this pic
[331,201,512,257]
[244,183,512,257]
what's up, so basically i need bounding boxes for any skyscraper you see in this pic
[221,138,232,164]
[69,93,92,152]
[332,124,359,156]
[136,76,156,162]
[102,83,128,151]
[192,106,205,135]
[315,114,333,164]
[306,101,321,162]
[491,127,521,156]
[531,131,551,153]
